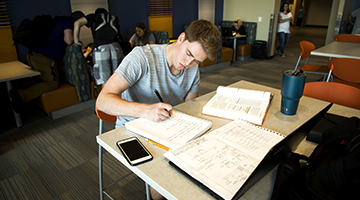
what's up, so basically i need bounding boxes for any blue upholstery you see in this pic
[60,44,92,102]
[127,29,169,44]
[221,21,257,45]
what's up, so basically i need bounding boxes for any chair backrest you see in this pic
[333,34,360,43]
[328,58,360,83]
[95,104,117,122]
[303,82,360,110]
[299,41,315,60]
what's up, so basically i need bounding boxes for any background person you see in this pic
[225,18,247,48]
[73,8,124,86]
[349,8,360,35]
[10,11,85,113]
[129,22,155,48]
[276,2,292,58]
[296,6,305,28]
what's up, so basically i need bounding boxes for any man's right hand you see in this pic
[146,103,173,122]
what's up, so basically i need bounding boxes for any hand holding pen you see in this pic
[154,89,172,118]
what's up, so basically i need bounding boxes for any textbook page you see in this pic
[164,120,284,200]
[202,86,272,125]
[125,111,212,150]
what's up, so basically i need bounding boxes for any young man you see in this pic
[97,19,219,200]
[96,19,220,128]
[73,8,124,86]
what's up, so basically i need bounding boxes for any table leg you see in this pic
[233,38,237,62]
[6,81,22,127]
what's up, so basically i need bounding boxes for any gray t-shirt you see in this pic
[115,44,200,128]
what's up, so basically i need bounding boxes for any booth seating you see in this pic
[37,44,100,119]
[198,25,233,71]
[127,29,170,44]
[221,21,257,61]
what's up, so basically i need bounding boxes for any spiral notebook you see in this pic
[165,103,332,200]
[125,110,212,150]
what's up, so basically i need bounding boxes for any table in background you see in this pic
[310,42,360,59]
[0,61,41,127]
[225,35,246,62]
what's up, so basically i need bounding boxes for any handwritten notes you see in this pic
[164,120,284,200]
[125,111,212,150]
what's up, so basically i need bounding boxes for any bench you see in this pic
[37,44,99,119]
[221,21,257,61]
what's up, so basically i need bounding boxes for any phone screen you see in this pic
[117,137,153,165]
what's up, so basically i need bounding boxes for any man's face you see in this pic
[172,33,207,72]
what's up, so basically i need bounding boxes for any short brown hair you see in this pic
[184,19,220,61]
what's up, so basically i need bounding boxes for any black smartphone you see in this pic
[116,137,153,166]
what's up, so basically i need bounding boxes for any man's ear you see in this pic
[177,32,186,43]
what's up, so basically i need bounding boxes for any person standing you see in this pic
[73,8,124,86]
[276,2,293,58]
[129,22,155,48]
[349,8,360,35]
[296,6,305,28]
[10,11,85,113]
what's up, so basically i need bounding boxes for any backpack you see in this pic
[91,12,123,48]
[271,117,360,200]
[13,14,61,50]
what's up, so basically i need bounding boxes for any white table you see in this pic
[0,61,41,127]
[310,42,360,59]
[225,35,246,62]
[96,80,356,200]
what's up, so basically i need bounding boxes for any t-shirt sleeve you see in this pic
[115,47,147,86]
[85,14,96,28]
[130,33,136,43]
[148,33,155,42]
[62,17,74,31]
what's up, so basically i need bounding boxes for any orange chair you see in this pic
[327,58,360,89]
[333,34,360,43]
[303,82,360,110]
[294,41,331,81]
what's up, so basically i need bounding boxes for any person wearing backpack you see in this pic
[10,11,85,113]
[73,8,124,87]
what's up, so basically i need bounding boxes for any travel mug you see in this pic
[281,69,307,115]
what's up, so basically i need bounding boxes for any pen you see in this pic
[145,138,170,151]
[154,89,171,117]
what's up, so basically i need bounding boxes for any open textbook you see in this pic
[164,120,284,200]
[202,86,272,125]
[125,111,212,150]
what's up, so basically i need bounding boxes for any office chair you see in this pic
[294,41,332,81]
[303,82,360,110]
[326,58,360,89]
[333,34,360,43]
[96,105,151,200]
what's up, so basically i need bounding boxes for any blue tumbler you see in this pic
[281,70,307,115]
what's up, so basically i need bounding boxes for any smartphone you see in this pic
[116,137,153,166]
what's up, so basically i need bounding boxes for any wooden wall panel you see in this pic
[148,16,173,38]
[0,27,18,63]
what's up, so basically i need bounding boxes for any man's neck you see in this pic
[166,43,181,76]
